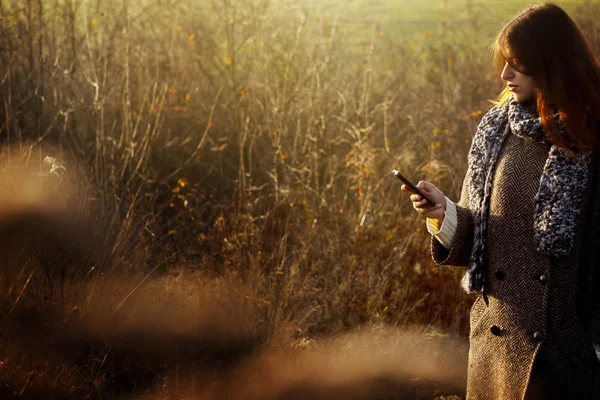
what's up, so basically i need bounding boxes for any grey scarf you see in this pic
[461,96,593,294]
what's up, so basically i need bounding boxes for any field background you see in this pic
[0,0,599,399]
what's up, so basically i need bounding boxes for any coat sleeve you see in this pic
[430,166,475,267]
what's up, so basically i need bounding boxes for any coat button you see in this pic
[494,270,506,280]
[533,330,544,341]
[538,274,548,284]
[490,325,502,336]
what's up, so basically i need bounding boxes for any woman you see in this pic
[401,3,600,399]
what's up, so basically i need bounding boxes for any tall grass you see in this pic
[0,0,599,398]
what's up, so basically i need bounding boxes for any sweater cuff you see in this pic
[594,342,600,362]
[426,196,457,249]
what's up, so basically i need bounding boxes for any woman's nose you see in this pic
[501,62,515,81]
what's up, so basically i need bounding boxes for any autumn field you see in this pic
[0,0,599,398]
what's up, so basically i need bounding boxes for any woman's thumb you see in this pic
[416,180,431,191]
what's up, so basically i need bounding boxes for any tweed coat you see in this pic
[430,119,600,399]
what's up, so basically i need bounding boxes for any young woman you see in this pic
[401,3,600,399]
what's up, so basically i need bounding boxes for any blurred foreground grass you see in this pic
[0,0,598,398]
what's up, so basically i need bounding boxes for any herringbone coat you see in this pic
[430,125,600,399]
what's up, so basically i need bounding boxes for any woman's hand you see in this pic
[401,181,446,221]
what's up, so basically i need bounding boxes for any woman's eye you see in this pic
[505,59,527,74]
[515,66,528,75]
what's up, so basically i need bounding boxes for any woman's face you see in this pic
[501,61,536,103]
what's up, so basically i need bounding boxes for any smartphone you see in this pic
[392,169,437,208]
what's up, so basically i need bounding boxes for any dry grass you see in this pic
[0,0,599,398]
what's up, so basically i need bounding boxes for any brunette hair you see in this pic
[490,3,600,157]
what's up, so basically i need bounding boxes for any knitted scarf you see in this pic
[461,96,593,294]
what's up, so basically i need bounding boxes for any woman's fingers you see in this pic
[411,193,427,204]
[414,203,427,212]
[416,203,442,217]
[401,182,433,211]
[399,179,443,218]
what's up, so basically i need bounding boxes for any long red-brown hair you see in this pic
[490,3,600,158]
